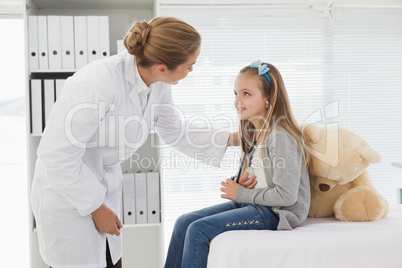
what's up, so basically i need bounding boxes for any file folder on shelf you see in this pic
[28,16,39,70]
[55,79,65,100]
[47,16,62,69]
[44,79,55,125]
[147,172,161,224]
[87,16,100,63]
[60,16,75,70]
[30,79,42,135]
[99,16,110,59]
[117,40,124,54]
[135,173,148,224]
[74,16,88,69]
[37,16,48,69]
[123,173,136,224]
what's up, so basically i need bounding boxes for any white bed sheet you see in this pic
[208,205,402,268]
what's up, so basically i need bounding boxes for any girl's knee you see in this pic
[186,219,207,238]
[174,213,196,230]
[185,220,216,246]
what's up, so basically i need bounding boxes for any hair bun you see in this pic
[123,21,151,57]
[123,17,201,69]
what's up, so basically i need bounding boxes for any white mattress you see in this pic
[208,205,402,268]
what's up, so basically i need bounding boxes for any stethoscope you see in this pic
[232,102,272,183]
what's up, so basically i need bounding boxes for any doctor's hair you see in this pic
[238,63,310,170]
[124,17,201,70]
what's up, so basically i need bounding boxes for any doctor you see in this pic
[31,17,238,268]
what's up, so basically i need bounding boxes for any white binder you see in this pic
[87,16,100,63]
[135,173,148,224]
[55,79,66,100]
[44,79,55,125]
[116,40,124,53]
[99,16,110,59]
[123,173,136,224]
[30,79,42,135]
[147,172,161,224]
[28,16,39,70]
[47,16,62,69]
[60,16,75,70]
[74,16,88,69]
[37,16,48,69]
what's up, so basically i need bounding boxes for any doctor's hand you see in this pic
[91,204,123,236]
[220,179,240,201]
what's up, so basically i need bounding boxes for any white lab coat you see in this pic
[31,51,229,268]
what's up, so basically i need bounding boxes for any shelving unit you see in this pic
[120,133,164,268]
[23,0,163,267]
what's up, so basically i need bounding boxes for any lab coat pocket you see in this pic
[39,205,102,266]
[103,164,123,194]
[41,188,78,213]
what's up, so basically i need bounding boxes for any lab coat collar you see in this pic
[122,51,142,114]
[122,50,154,93]
[122,50,136,86]
[122,51,155,117]
[134,60,151,96]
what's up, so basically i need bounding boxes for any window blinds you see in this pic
[159,5,402,224]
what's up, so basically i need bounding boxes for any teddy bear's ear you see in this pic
[302,124,321,144]
[360,146,382,164]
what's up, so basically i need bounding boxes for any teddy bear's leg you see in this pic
[333,186,389,221]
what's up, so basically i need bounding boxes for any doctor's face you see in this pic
[164,46,201,85]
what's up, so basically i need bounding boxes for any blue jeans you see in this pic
[164,201,279,268]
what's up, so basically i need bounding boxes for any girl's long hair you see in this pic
[238,63,310,174]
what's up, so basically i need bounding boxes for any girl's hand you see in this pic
[91,204,123,236]
[221,179,241,201]
[238,172,258,189]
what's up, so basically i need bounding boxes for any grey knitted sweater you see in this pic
[236,130,310,230]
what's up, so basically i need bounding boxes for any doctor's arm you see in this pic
[154,87,236,166]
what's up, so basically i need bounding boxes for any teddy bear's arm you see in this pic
[350,171,373,187]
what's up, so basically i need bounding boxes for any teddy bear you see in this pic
[303,124,389,221]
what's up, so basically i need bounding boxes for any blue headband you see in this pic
[249,60,272,84]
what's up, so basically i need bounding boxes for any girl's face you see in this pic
[234,73,268,123]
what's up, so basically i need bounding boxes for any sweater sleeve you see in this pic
[236,131,303,207]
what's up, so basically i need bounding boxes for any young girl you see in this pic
[164,60,311,268]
